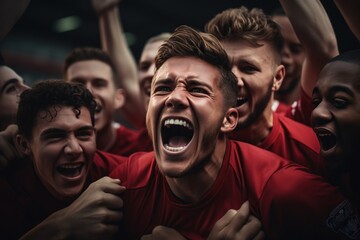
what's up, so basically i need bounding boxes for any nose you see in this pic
[281,45,292,67]
[231,65,244,88]
[64,137,83,156]
[165,87,188,110]
[311,101,331,127]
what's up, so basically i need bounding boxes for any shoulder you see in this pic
[276,113,320,149]
[109,151,156,189]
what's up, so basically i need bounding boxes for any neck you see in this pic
[96,122,118,151]
[275,81,300,105]
[165,138,227,203]
[232,108,273,146]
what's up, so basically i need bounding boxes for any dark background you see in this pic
[0,0,359,85]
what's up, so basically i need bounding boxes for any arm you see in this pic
[333,0,360,41]
[0,124,23,169]
[92,0,146,129]
[20,177,125,240]
[0,0,30,39]
[279,0,338,97]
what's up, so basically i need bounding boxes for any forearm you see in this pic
[98,6,146,129]
[19,215,68,240]
[279,0,338,96]
[333,0,360,41]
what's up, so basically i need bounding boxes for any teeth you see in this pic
[164,144,186,152]
[164,118,192,129]
[59,163,82,169]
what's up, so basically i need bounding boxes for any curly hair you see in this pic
[17,79,97,139]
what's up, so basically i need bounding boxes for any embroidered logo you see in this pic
[327,200,360,239]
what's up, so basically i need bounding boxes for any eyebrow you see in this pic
[40,126,94,139]
[0,78,20,93]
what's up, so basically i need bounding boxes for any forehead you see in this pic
[66,60,113,79]
[34,106,92,134]
[153,57,221,86]
[318,61,360,91]
[140,40,164,62]
[221,39,276,65]
[0,66,22,85]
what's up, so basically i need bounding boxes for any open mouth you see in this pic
[161,118,194,152]
[57,163,84,177]
[236,97,247,107]
[314,128,337,151]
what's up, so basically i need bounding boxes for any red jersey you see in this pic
[274,87,314,126]
[110,140,349,239]
[0,150,126,240]
[107,125,153,156]
[229,112,326,176]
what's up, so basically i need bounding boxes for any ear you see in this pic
[16,134,32,156]
[221,108,238,133]
[114,88,126,110]
[272,64,285,91]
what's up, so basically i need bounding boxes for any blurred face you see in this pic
[146,57,227,177]
[311,61,360,171]
[139,40,165,113]
[221,39,283,128]
[22,106,96,199]
[66,60,120,134]
[273,15,305,95]
[0,66,29,130]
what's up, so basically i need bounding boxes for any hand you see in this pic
[208,201,264,240]
[0,124,23,169]
[141,226,186,240]
[91,0,120,15]
[21,176,125,240]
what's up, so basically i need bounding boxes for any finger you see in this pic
[151,226,186,240]
[252,230,265,240]
[140,234,152,240]
[103,192,124,209]
[98,223,120,239]
[226,201,250,234]
[212,209,237,231]
[234,215,263,240]
[103,209,123,223]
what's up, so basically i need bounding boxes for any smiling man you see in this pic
[109,25,350,239]
[311,49,360,225]
[0,80,126,239]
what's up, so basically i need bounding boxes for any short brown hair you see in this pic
[154,25,238,109]
[205,6,283,64]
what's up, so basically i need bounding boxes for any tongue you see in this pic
[168,136,188,147]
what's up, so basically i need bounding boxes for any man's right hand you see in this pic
[20,176,126,240]
[208,201,265,240]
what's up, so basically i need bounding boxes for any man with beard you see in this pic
[311,49,360,238]
[204,2,327,176]
[109,25,351,239]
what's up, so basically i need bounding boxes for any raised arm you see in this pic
[92,0,146,129]
[279,0,338,97]
[333,0,360,41]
